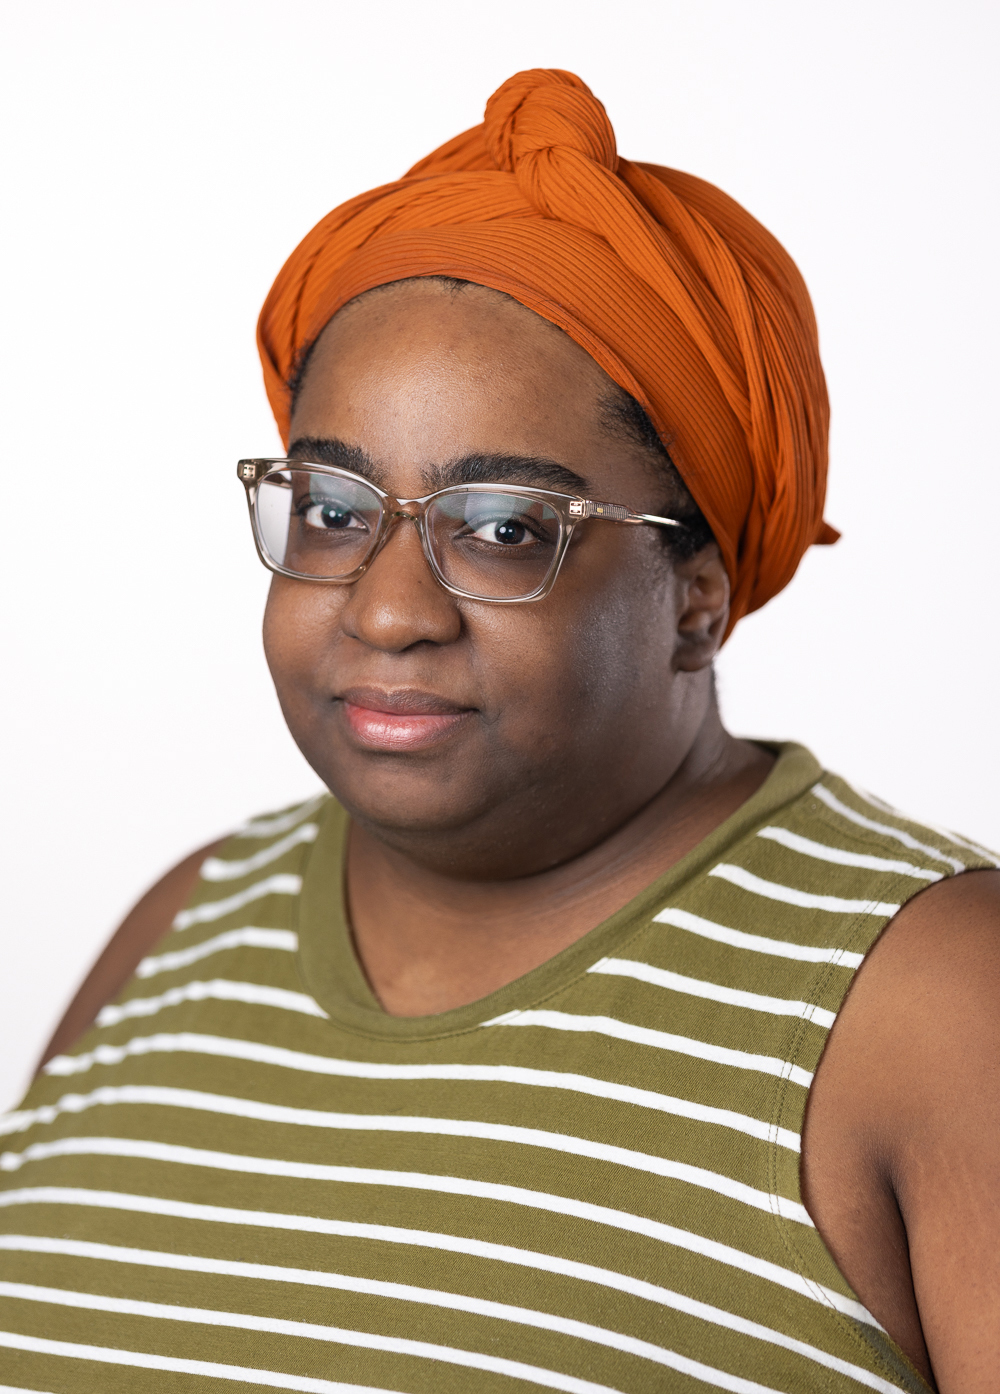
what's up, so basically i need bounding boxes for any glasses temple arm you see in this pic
[568,499,685,529]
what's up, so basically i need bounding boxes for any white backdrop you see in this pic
[1,0,997,1111]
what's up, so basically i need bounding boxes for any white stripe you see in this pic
[0,1236,894,1393]
[841,780,1000,866]
[487,1009,814,1091]
[0,1083,808,1208]
[654,907,865,969]
[172,874,301,931]
[709,863,900,918]
[237,794,327,839]
[95,980,326,1029]
[590,958,837,1031]
[200,824,318,881]
[0,1283,646,1394]
[1,1139,878,1320]
[0,1335,391,1394]
[0,1236,794,1392]
[811,784,966,873]
[135,927,298,979]
[757,825,943,881]
[919,824,999,867]
[0,1189,894,1387]
[41,1030,801,1149]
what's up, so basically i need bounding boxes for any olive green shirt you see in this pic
[2,743,995,1392]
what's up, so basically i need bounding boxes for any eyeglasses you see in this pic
[237,458,686,604]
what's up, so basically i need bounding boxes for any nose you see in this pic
[338,514,462,652]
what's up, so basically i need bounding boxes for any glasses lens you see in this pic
[426,490,561,599]
[255,469,382,578]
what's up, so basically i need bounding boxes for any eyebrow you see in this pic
[287,437,588,495]
[429,454,587,493]
[287,437,384,484]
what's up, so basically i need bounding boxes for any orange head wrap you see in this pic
[258,68,837,632]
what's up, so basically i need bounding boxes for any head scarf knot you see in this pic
[485,68,619,179]
[258,68,837,633]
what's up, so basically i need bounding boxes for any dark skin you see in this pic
[264,283,770,1011]
[40,282,1000,1390]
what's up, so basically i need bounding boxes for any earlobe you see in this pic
[673,548,730,672]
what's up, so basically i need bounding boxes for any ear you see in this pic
[673,544,730,672]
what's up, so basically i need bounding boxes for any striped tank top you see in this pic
[2,743,996,1394]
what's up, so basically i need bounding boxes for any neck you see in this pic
[345,699,774,1016]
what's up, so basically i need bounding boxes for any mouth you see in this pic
[337,687,475,752]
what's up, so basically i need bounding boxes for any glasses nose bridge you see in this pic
[384,499,428,537]
[374,499,435,568]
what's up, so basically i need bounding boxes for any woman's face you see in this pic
[264,281,727,879]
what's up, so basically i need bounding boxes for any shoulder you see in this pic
[787,769,994,880]
[800,770,1000,1062]
[799,772,1000,1151]
[196,791,328,886]
[835,866,1000,1132]
[38,791,328,1068]
[867,863,1000,982]
[806,866,1000,1387]
[37,837,224,1068]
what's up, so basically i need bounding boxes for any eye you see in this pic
[467,514,533,546]
[300,500,367,532]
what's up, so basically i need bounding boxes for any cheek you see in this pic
[262,580,340,693]
[477,557,678,743]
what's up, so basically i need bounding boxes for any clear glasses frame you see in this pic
[237,457,686,604]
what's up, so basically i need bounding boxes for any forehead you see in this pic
[289,281,618,457]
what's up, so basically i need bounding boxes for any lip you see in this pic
[337,687,474,752]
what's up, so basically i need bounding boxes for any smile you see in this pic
[338,689,474,752]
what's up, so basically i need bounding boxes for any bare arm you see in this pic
[37,837,227,1070]
[803,869,1000,1392]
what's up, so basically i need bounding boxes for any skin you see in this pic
[801,872,1000,1391]
[263,282,769,1011]
[40,281,1000,1391]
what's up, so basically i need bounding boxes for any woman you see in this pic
[2,68,997,1394]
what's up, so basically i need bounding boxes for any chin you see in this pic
[310,743,502,836]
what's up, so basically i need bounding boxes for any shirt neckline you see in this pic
[295,741,822,1042]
